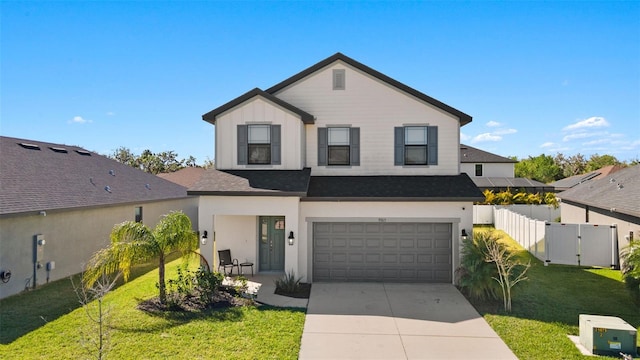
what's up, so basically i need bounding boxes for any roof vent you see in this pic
[89,177,95,185]
[104,186,112,193]
[145,184,151,190]
[18,142,41,150]
[49,146,68,153]
[609,178,615,183]
[109,170,115,176]
[617,183,623,190]
[75,149,92,156]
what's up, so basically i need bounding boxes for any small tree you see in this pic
[620,239,640,304]
[84,211,198,304]
[73,273,120,360]
[482,232,530,312]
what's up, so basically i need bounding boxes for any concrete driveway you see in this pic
[299,283,517,360]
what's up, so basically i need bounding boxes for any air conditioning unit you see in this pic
[579,314,637,357]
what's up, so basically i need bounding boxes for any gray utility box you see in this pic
[579,314,637,357]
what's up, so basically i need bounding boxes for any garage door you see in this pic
[313,222,452,282]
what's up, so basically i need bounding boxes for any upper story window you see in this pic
[394,126,438,166]
[475,164,483,176]
[237,124,281,165]
[318,127,360,166]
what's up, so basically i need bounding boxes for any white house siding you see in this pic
[461,163,514,178]
[299,201,473,282]
[197,196,301,276]
[214,97,305,170]
[274,61,461,176]
[561,202,640,256]
[0,197,198,299]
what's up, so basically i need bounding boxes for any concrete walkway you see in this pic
[299,283,517,360]
[225,273,309,308]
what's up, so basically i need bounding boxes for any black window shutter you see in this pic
[394,127,404,165]
[350,127,360,166]
[237,125,248,165]
[317,127,328,166]
[271,125,281,165]
[427,126,438,165]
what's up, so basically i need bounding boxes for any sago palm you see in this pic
[83,211,198,304]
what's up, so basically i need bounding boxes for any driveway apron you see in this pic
[299,283,517,360]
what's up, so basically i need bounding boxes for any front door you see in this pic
[258,216,285,271]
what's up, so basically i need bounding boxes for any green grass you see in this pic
[469,228,640,360]
[0,258,306,359]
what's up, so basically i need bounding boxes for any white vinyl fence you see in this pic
[493,207,619,268]
[474,204,560,225]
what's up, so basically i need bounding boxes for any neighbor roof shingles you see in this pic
[0,136,189,215]
[188,168,312,196]
[460,144,516,163]
[557,165,640,218]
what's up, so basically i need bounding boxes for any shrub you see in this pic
[274,270,303,294]
[620,239,640,304]
[456,232,500,301]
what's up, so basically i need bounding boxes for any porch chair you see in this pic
[218,249,240,275]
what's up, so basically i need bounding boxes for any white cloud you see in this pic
[562,80,569,86]
[472,133,502,143]
[582,139,609,146]
[69,116,92,124]
[460,133,471,142]
[563,116,609,131]
[562,132,601,142]
[106,111,115,116]
[486,121,501,127]
[494,128,517,135]
[540,142,555,148]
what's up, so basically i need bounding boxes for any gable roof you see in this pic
[265,52,472,126]
[202,87,315,125]
[460,144,516,163]
[557,165,640,218]
[0,136,189,216]
[471,177,553,191]
[157,167,206,188]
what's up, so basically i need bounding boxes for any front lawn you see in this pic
[469,228,640,359]
[0,258,306,359]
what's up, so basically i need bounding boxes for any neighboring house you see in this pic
[158,166,206,188]
[550,165,625,192]
[190,53,483,283]
[557,165,640,253]
[460,144,552,193]
[0,136,198,299]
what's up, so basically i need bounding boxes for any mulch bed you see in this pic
[274,283,311,299]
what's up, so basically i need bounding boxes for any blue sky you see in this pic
[2,1,639,164]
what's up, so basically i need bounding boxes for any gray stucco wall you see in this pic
[0,197,198,299]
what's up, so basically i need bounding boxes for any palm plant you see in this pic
[83,211,198,304]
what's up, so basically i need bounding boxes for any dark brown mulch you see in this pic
[274,283,312,299]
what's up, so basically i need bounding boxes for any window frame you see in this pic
[318,127,360,166]
[237,124,281,166]
[135,206,143,223]
[327,127,351,166]
[475,164,483,176]
[394,125,438,166]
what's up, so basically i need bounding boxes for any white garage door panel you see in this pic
[313,222,452,282]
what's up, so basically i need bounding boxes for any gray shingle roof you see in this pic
[557,165,640,218]
[0,136,189,216]
[471,177,551,189]
[460,144,516,163]
[305,174,483,201]
[157,167,206,188]
[188,168,312,196]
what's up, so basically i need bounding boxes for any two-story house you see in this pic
[189,53,483,283]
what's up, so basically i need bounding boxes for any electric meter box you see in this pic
[579,314,637,357]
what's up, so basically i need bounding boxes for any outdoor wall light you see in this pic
[201,230,208,245]
[461,229,468,241]
[288,231,295,246]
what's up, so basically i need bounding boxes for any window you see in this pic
[248,125,271,164]
[475,164,483,176]
[333,69,345,90]
[394,126,438,166]
[135,207,143,223]
[237,124,281,165]
[318,127,360,166]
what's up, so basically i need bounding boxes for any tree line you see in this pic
[513,153,639,184]
[108,147,214,175]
